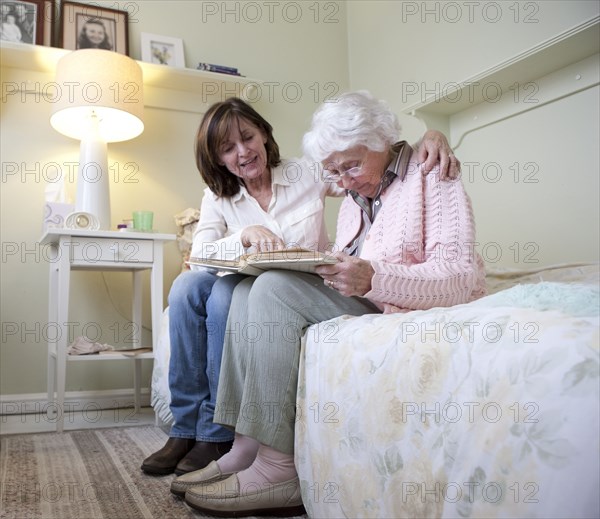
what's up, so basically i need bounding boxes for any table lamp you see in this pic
[50,49,144,230]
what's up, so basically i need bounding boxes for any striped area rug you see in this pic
[1,426,196,518]
[1,426,308,519]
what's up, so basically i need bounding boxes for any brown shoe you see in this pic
[174,440,233,475]
[141,437,196,475]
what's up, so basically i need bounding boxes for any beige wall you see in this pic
[346,0,600,267]
[0,1,349,395]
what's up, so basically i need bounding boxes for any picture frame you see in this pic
[0,0,54,46]
[141,32,185,68]
[60,0,129,55]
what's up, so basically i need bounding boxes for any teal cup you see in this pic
[132,211,154,231]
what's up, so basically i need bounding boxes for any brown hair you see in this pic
[195,98,281,197]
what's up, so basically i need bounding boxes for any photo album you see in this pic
[186,247,338,276]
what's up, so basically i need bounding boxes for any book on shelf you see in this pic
[99,347,153,356]
[197,62,243,76]
[186,247,338,276]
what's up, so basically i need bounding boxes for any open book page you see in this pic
[239,248,337,275]
[186,247,337,276]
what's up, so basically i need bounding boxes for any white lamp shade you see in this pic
[50,49,144,142]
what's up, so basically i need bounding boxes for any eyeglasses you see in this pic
[322,164,363,182]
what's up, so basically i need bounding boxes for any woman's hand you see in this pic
[241,225,286,252]
[315,252,375,297]
[417,129,460,180]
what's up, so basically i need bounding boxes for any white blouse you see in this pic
[190,159,342,265]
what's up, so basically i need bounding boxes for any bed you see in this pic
[295,262,599,518]
[151,262,599,518]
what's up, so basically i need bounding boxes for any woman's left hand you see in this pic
[417,129,460,179]
[315,252,375,297]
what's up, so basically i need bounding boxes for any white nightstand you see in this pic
[40,229,176,432]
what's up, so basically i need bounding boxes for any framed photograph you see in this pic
[0,0,54,46]
[60,0,129,55]
[141,32,185,67]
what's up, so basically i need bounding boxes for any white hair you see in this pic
[302,91,401,163]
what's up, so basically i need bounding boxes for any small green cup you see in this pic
[132,211,154,231]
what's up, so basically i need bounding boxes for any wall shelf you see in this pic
[0,41,262,113]
[403,16,600,148]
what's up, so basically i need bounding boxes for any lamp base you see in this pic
[76,137,111,230]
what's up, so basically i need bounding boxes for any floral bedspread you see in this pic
[296,264,599,518]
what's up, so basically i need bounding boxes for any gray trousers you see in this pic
[214,270,379,454]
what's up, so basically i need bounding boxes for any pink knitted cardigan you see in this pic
[335,152,487,313]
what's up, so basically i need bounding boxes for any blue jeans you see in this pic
[168,270,245,442]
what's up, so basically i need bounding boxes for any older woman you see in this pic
[175,91,486,516]
[141,97,457,477]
